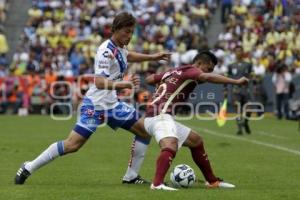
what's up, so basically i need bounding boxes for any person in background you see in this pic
[221,0,232,23]
[226,46,253,135]
[272,64,292,119]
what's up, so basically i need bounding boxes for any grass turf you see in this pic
[0,115,299,200]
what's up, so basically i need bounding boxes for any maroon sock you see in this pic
[153,148,176,186]
[190,143,218,183]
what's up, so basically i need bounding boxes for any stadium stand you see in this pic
[213,0,300,119]
[0,0,299,120]
[0,0,217,114]
[0,0,8,23]
[0,0,8,63]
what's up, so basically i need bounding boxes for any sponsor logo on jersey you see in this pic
[102,50,115,60]
[102,51,109,58]
[85,108,95,116]
[121,104,132,113]
[98,60,109,68]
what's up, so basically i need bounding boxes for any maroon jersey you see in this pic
[146,65,203,117]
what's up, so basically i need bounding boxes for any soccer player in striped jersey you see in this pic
[15,12,170,185]
[144,51,249,190]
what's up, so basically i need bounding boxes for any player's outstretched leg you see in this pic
[150,137,178,191]
[122,118,151,184]
[15,130,87,184]
[122,136,150,184]
[184,131,235,188]
[150,147,178,191]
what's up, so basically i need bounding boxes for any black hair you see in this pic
[276,63,287,73]
[192,50,218,65]
[111,12,136,33]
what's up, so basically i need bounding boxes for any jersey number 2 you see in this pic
[150,83,167,105]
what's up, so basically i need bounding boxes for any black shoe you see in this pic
[15,162,31,185]
[244,123,251,134]
[236,130,243,135]
[122,175,150,184]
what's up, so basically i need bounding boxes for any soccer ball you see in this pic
[170,164,196,188]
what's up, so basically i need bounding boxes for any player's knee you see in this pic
[133,148,145,157]
[63,140,82,153]
[159,137,178,152]
[187,131,203,148]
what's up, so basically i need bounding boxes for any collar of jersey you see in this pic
[109,39,118,48]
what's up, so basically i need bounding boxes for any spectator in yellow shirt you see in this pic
[232,1,247,17]
[0,29,8,54]
[265,29,280,46]
[278,42,293,61]
[242,30,257,53]
[28,5,43,20]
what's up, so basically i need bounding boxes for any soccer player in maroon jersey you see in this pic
[144,51,249,190]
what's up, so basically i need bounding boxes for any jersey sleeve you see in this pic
[184,67,202,80]
[94,48,114,77]
[153,72,166,83]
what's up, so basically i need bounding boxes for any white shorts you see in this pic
[144,114,191,149]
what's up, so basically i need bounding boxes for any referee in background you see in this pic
[226,46,253,135]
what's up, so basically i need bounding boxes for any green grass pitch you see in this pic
[0,115,299,200]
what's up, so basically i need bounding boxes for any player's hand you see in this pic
[151,52,172,62]
[130,74,140,91]
[237,77,249,85]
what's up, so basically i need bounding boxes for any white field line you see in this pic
[257,131,288,140]
[190,126,300,156]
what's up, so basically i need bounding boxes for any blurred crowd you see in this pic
[0,0,9,75]
[4,0,216,78]
[214,0,300,75]
[0,0,299,119]
[0,0,216,114]
[0,0,7,23]
[213,0,300,119]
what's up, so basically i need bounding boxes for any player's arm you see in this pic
[95,75,140,91]
[127,51,171,62]
[95,76,135,90]
[94,49,139,90]
[198,73,249,85]
[145,74,156,86]
[145,71,166,86]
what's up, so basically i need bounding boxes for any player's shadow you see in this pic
[217,142,231,147]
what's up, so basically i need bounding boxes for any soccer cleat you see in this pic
[244,123,251,134]
[236,130,243,135]
[15,162,31,185]
[205,178,235,189]
[150,183,178,191]
[122,175,150,184]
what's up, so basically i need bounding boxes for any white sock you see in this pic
[123,137,149,181]
[25,141,64,173]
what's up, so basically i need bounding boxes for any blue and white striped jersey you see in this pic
[85,39,129,110]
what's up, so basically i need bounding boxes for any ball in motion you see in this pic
[170,164,196,188]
